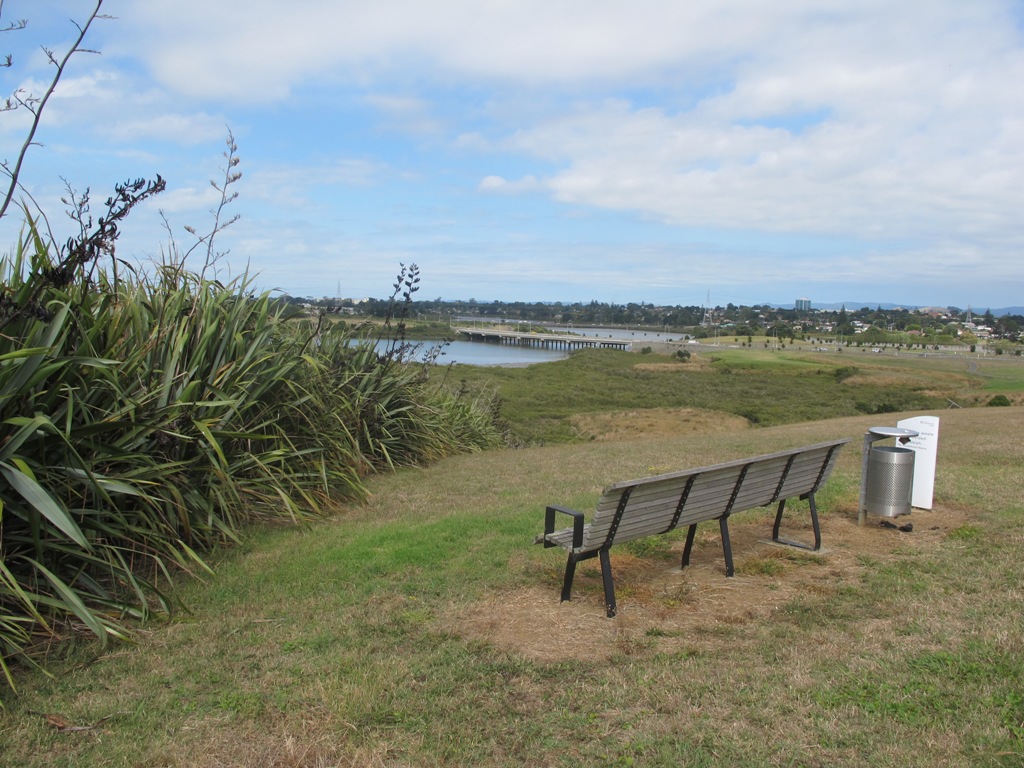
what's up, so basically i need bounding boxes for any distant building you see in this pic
[796,298,812,311]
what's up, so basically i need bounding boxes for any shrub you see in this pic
[834,366,859,383]
[0,6,505,684]
[987,395,1012,407]
[0,229,502,685]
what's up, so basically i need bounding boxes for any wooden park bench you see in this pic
[536,439,850,617]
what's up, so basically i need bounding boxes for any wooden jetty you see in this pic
[454,327,631,350]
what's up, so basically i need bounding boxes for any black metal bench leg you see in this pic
[772,494,822,551]
[681,523,698,568]
[599,549,617,618]
[772,498,787,542]
[719,517,735,577]
[560,555,578,602]
[808,493,822,551]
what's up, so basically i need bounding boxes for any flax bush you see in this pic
[0,224,502,689]
[0,6,500,688]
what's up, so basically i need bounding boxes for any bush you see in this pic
[0,231,502,684]
[834,366,859,383]
[0,8,505,684]
[987,395,1012,407]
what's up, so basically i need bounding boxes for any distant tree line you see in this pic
[289,295,1024,342]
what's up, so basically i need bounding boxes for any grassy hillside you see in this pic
[2,406,1022,766]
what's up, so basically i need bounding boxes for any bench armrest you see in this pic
[543,505,585,549]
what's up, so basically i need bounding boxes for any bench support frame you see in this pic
[770,494,821,551]
[546,485,636,617]
[768,442,841,551]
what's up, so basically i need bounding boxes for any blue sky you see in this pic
[2,0,1022,309]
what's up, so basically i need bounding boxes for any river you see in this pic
[383,325,683,366]
[403,339,570,366]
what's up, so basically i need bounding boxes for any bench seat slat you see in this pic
[549,477,835,552]
[583,464,778,547]
[597,440,844,493]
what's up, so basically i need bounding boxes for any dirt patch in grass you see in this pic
[842,373,929,388]
[632,362,688,373]
[456,504,969,663]
[952,392,1024,406]
[569,407,750,441]
[633,357,713,373]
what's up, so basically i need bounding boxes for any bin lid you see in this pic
[868,426,919,439]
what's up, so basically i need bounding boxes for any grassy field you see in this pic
[1,402,1022,767]
[448,346,1022,443]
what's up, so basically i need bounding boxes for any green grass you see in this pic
[0,342,1019,768]
[1,407,1022,766]
[452,347,959,443]
[972,362,1024,392]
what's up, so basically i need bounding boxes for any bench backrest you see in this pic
[577,439,849,553]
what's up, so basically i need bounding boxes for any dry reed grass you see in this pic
[569,406,750,441]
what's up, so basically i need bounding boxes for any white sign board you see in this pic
[897,415,940,509]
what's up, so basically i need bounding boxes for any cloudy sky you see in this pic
[1,1,1022,309]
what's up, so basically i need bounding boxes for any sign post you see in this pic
[896,415,940,510]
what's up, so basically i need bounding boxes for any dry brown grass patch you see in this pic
[953,392,1024,406]
[632,362,686,372]
[150,720,388,768]
[570,407,750,441]
[633,355,713,373]
[455,504,969,662]
[841,373,926,388]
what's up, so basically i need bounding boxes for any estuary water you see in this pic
[381,326,679,366]
[407,340,569,366]
[416,327,685,366]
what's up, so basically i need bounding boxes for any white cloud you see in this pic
[113,0,1024,254]
[6,0,1022,306]
[105,113,229,145]
[477,175,507,192]
[245,157,389,211]
[453,133,492,152]
[471,6,1024,265]
[154,184,223,215]
[360,93,444,136]
[117,1,1020,98]
[113,1,845,99]
[477,174,539,194]
[3,64,228,149]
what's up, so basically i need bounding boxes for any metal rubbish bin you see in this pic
[864,445,915,518]
[858,425,919,524]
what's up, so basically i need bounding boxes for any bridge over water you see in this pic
[454,327,632,351]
